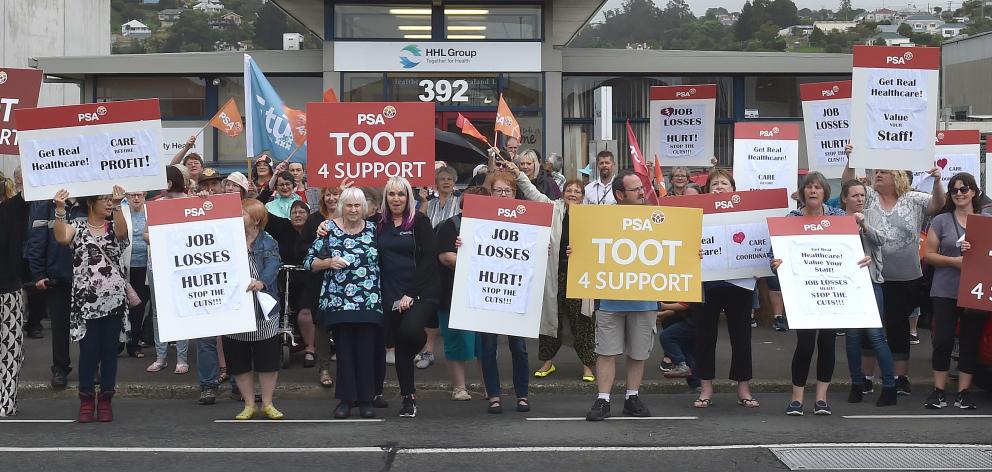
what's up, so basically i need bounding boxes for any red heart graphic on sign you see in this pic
[936,158,948,169]
[732,232,745,244]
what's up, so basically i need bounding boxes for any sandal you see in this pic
[738,398,760,408]
[693,398,713,408]
[303,352,316,368]
[146,360,168,373]
[174,363,190,374]
[487,399,502,414]
[533,364,556,378]
[216,367,229,384]
[319,370,333,388]
[516,398,531,413]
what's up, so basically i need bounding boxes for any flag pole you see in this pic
[195,122,210,137]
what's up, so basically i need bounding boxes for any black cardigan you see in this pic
[379,212,440,301]
[0,194,29,293]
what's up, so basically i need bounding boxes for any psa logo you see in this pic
[399,45,422,69]
[936,132,945,141]
[77,106,108,122]
[714,194,742,209]
[497,204,527,218]
[803,219,832,232]
[758,126,781,137]
[0,71,7,85]
[821,85,842,97]
[357,106,398,126]
[184,200,214,217]
[885,51,914,65]
[623,210,665,231]
[674,88,697,98]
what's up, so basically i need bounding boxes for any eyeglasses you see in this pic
[949,186,972,195]
[492,188,514,195]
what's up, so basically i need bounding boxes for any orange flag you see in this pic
[283,106,307,147]
[494,94,521,140]
[323,87,339,103]
[208,98,244,137]
[653,154,667,197]
[456,113,490,145]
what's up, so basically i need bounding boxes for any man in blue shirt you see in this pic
[585,170,658,421]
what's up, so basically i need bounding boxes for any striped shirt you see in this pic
[225,248,279,342]
[426,194,461,228]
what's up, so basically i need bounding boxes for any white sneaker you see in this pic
[415,352,435,369]
[385,349,396,366]
[451,389,472,401]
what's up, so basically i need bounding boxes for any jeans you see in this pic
[480,334,529,399]
[846,283,895,388]
[660,320,700,389]
[196,337,219,389]
[78,315,123,394]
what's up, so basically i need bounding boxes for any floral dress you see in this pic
[68,220,130,342]
[303,220,382,327]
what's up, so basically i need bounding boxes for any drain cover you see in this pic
[771,446,992,470]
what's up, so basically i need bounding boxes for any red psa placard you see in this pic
[146,193,243,226]
[15,98,161,131]
[0,67,43,154]
[664,188,789,215]
[306,102,435,188]
[799,80,852,101]
[734,122,800,140]
[935,129,980,146]
[852,45,940,70]
[767,215,858,236]
[649,84,718,101]
[957,215,992,312]
[461,194,553,227]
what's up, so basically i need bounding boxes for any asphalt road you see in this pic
[2,392,991,471]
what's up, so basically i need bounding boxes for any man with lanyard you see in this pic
[582,170,657,420]
[583,151,617,205]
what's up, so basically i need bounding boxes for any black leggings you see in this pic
[127,267,150,350]
[693,284,753,381]
[388,300,438,396]
[791,329,836,386]
[881,279,918,361]
[931,297,988,374]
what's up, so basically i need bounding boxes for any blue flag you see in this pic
[244,54,306,163]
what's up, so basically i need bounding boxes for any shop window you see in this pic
[744,75,847,118]
[96,77,205,118]
[386,74,499,107]
[563,76,733,120]
[334,4,432,39]
[443,5,542,40]
[343,73,387,102]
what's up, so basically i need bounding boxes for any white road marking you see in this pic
[842,415,992,419]
[213,419,384,423]
[0,443,987,454]
[0,420,75,423]
[525,416,698,421]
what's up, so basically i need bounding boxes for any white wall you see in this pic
[0,0,111,176]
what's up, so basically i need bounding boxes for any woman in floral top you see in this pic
[53,186,130,423]
[304,188,383,419]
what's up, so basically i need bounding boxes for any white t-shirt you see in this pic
[583,177,616,205]
[863,186,931,282]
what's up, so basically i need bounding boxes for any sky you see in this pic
[595,0,957,17]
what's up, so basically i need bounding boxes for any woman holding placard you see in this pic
[692,169,758,409]
[377,176,440,418]
[503,160,596,383]
[771,172,868,416]
[842,145,944,396]
[53,185,130,423]
[922,172,990,410]
[224,199,284,420]
[305,188,382,419]
[839,179,898,407]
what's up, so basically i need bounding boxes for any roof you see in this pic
[122,20,149,28]
[159,8,183,15]
[905,15,941,21]
[872,32,908,39]
[874,8,895,14]
[877,24,900,33]
[943,24,967,30]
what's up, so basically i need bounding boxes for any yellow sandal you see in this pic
[533,364,556,378]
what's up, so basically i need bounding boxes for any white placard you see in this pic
[732,123,800,201]
[334,42,542,72]
[911,133,981,193]
[649,85,716,167]
[160,127,204,160]
[801,81,852,180]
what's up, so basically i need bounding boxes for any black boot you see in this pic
[848,383,864,403]
[876,387,898,406]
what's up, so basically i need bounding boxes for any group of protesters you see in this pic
[0,134,989,422]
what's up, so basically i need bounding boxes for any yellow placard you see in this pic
[566,205,703,302]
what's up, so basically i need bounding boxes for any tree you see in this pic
[897,22,913,37]
[252,2,290,50]
[767,0,800,27]
[809,26,827,47]
[838,0,853,20]
[154,11,218,52]
[704,7,729,19]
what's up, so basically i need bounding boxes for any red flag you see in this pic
[282,105,307,147]
[323,87,338,103]
[626,120,659,205]
[494,94,521,140]
[456,113,490,145]
[653,154,667,197]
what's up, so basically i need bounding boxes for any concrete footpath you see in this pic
[16,318,937,399]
